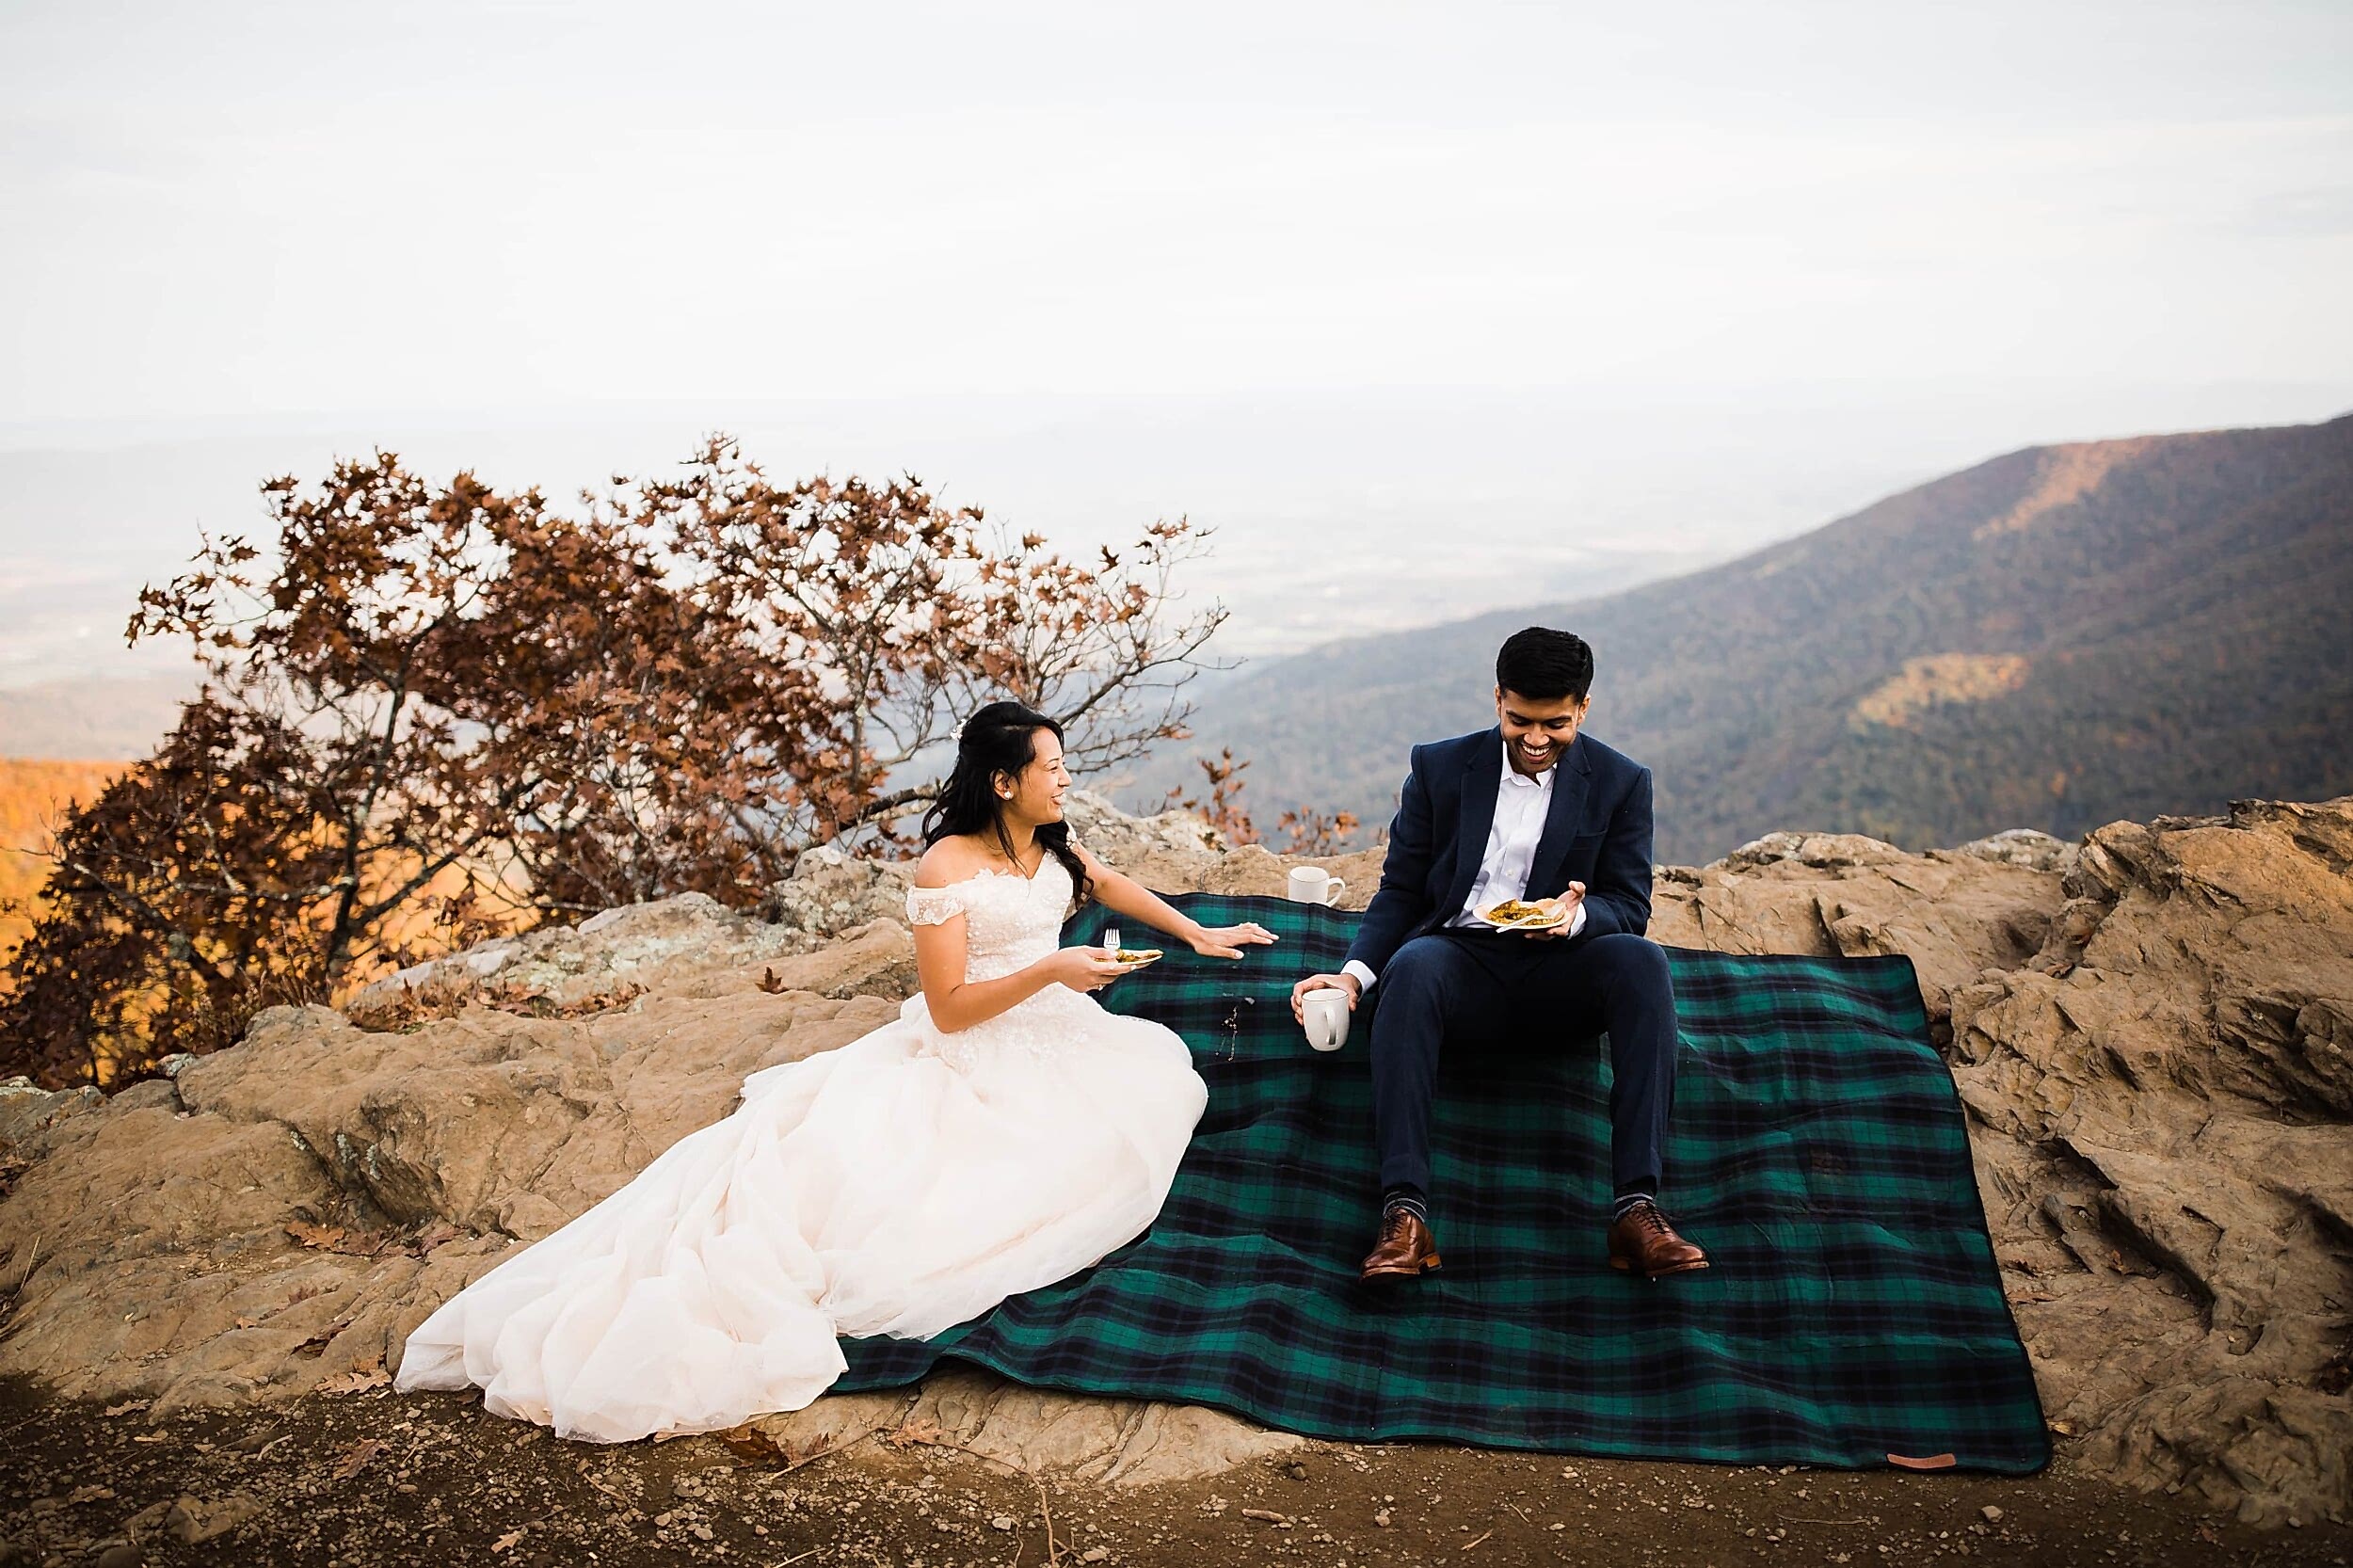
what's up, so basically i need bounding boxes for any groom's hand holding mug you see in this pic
[1289,969,1362,1023]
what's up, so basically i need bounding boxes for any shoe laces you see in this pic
[1381,1207,1417,1240]
[1625,1199,1669,1238]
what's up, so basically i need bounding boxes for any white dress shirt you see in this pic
[1343,741,1588,993]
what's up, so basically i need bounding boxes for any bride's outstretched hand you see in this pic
[1187,922,1278,959]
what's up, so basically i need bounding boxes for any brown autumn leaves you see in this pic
[0,436,1268,1088]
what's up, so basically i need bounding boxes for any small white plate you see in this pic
[1477,901,1567,931]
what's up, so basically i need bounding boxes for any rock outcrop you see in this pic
[1650,800,2352,1527]
[2,794,2346,1524]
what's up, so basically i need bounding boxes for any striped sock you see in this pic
[1382,1183,1429,1224]
[1611,1187,1657,1222]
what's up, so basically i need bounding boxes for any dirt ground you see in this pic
[1,1378,2345,1568]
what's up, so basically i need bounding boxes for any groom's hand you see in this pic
[1528,883,1586,940]
[1289,971,1363,1023]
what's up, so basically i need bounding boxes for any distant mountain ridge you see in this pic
[1133,412,2353,865]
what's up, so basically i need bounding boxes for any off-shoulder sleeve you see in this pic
[904,883,968,926]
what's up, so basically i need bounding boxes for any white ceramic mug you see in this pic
[1286,866,1346,906]
[1301,987,1352,1052]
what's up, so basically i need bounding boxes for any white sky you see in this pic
[6,0,2350,417]
[2,1,2350,691]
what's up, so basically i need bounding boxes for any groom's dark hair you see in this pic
[1496,627,1594,702]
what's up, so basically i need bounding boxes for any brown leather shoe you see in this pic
[1359,1208,1443,1280]
[1608,1199,1709,1279]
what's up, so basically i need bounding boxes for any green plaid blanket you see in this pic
[837,895,2049,1473]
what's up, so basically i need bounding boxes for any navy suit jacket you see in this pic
[1343,727,1656,982]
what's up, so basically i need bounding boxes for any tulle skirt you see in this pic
[393,994,1206,1442]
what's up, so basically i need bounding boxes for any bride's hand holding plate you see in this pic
[1045,946,1133,993]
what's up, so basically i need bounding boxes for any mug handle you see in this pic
[1321,878,1346,906]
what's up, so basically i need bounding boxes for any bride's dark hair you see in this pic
[921,700,1091,902]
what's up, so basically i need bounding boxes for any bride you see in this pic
[394,700,1276,1442]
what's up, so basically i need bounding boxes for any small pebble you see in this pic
[1981,1506,2004,1523]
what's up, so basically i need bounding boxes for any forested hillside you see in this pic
[1142,413,2353,863]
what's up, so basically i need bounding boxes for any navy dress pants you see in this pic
[1367,929,1680,1199]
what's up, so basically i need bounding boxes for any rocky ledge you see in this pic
[2,792,2346,1524]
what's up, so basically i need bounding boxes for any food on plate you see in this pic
[1478,898,1565,929]
[1114,948,1164,964]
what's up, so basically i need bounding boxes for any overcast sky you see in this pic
[2,1,2349,689]
[7,1,2351,419]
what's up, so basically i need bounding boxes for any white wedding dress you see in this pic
[393,857,1207,1443]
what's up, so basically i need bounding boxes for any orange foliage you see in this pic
[0,759,125,995]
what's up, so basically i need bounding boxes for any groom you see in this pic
[1289,626,1707,1282]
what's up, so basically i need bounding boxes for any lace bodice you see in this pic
[902,855,1103,1065]
[904,857,1079,981]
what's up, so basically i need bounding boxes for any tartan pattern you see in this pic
[837,894,2050,1473]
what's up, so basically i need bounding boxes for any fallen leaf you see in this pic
[883,1417,944,1448]
[332,1438,385,1480]
[316,1356,389,1395]
[102,1400,150,1417]
[1241,1509,1293,1526]
[756,966,785,995]
[286,1221,395,1256]
[233,1316,263,1329]
[716,1423,789,1466]
[491,1528,525,1553]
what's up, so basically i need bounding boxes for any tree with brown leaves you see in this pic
[0,438,1225,1088]
[1160,746,1360,856]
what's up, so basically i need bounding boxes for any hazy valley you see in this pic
[1129,412,2353,864]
